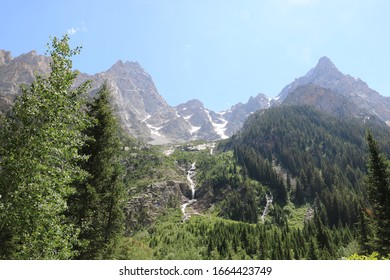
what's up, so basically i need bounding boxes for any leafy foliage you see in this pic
[0,35,91,259]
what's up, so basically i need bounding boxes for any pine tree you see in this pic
[0,35,91,259]
[357,206,375,254]
[69,82,126,259]
[365,131,390,255]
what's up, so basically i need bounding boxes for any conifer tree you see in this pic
[357,206,375,254]
[365,131,390,255]
[69,82,125,259]
[0,35,91,259]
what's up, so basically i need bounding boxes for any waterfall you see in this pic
[210,142,216,155]
[188,162,196,200]
[181,162,197,220]
[261,193,273,222]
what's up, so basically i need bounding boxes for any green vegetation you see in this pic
[347,252,390,260]
[114,211,356,260]
[0,36,128,259]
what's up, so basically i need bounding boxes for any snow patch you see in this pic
[183,114,193,120]
[141,114,163,136]
[190,125,201,134]
[204,109,228,139]
[146,123,163,137]
[142,114,151,123]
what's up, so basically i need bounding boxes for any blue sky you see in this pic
[1,0,390,111]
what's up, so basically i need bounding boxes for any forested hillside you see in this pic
[230,105,390,228]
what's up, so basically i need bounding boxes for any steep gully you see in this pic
[180,146,272,222]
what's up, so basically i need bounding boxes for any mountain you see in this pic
[175,99,227,140]
[174,94,271,140]
[0,49,271,144]
[2,50,390,144]
[276,56,390,124]
[0,51,194,144]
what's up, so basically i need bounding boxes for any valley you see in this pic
[1,40,390,260]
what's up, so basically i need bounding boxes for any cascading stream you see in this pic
[261,193,273,222]
[188,162,196,200]
[181,162,197,221]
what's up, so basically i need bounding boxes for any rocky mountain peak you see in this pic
[177,99,204,110]
[108,60,145,76]
[13,50,44,65]
[277,56,350,102]
[0,50,13,66]
[315,56,338,72]
[306,56,343,82]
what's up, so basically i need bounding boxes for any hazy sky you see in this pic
[2,0,390,111]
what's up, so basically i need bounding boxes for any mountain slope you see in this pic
[282,84,369,119]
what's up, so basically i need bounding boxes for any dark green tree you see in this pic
[365,131,390,255]
[0,35,91,259]
[357,206,375,254]
[69,82,126,259]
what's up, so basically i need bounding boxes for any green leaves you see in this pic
[0,35,91,259]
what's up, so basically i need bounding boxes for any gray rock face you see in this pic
[222,93,270,136]
[0,50,51,113]
[0,50,13,66]
[77,60,193,144]
[282,84,368,119]
[125,181,188,234]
